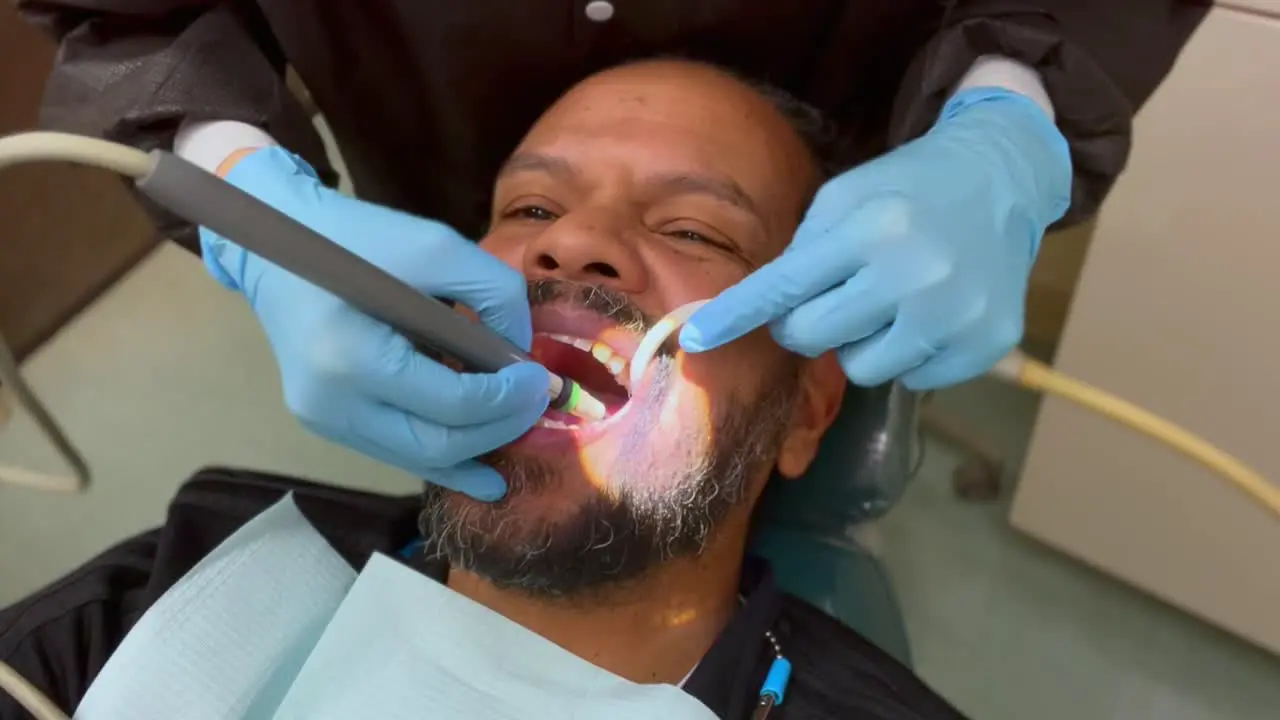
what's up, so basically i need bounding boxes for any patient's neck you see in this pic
[447,515,750,685]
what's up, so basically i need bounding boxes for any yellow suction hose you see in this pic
[989,350,1280,518]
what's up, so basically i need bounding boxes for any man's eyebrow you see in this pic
[651,173,759,216]
[498,152,578,181]
[498,152,759,216]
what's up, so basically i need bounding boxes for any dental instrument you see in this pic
[629,299,709,391]
[130,138,607,424]
[0,131,604,495]
[635,300,1280,519]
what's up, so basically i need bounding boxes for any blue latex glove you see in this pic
[680,88,1072,390]
[200,147,549,500]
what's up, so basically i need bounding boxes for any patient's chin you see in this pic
[449,467,599,530]
[418,368,801,597]
[422,475,661,596]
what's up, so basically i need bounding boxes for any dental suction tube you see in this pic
[132,150,604,421]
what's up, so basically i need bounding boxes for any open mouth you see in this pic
[528,310,639,431]
[531,333,632,430]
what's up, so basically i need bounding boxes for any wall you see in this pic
[1025,221,1095,356]
[1012,4,1280,655]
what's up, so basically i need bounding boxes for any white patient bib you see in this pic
[74,496,717,720]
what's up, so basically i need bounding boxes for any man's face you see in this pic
[423,61,842,596]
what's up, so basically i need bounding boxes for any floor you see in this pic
[2,243,1278,718]
[886,385,1280,719]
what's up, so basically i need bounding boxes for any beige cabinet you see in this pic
[1012,5,1280,655]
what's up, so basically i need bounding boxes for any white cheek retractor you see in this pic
[629,299,710,390]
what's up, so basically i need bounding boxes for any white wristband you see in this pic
[953,55,1055,122]
[173,120,280,174]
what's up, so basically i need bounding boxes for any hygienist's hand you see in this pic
[200,147,549,500]
[679,88,1072,390]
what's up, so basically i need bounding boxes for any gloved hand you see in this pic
[200,146,549,500]
[680,88,1072,390]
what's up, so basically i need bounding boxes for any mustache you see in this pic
[526,279,679,359]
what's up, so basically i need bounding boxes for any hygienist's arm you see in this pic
[953,56,1054,121]
[174,121,281,176]
[14,0,332,252]
[886,0,1206,226]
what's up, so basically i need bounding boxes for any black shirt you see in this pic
[15,1,1207,251]
[0,467,967,719]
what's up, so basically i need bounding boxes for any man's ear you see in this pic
[776,353,846,479]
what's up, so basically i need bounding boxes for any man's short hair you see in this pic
[625,56,840,179]
[737,76,840,180]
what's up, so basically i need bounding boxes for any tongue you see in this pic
[531,336,628,405]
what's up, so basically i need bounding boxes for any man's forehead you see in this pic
[498,60,819,252]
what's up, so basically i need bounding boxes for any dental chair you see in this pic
[3,317,920,666]
[257,83,926,666]
[751,383,919,666]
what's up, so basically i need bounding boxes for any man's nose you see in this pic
[521,213,649,292]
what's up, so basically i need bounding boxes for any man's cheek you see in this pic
[580,361,715,494]
[677,330,777,389]
[476,233,524,272]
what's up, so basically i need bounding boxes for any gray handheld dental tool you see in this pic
[133,150,606,421]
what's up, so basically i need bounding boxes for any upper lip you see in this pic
[530,304,642,361]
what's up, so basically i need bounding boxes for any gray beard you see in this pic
[419,358,801,600]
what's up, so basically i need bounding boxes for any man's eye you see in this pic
[667,229,723,248]
[507,205,559,221]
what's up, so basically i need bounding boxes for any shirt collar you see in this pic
[407,553,779,719]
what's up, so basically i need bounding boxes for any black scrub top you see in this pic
[14,0,1207,252]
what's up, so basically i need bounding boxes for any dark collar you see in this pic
[406,553,781,720]
[683,555,782,719]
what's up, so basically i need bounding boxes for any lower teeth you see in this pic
[536,418,577,430]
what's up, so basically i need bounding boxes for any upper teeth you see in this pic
[542,333,629,389]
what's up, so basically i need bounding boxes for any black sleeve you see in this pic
[887,0,1208,227]
[0,467,422,718]
[0,531,160,719]
[777,597,969,719]
[12,0,333,252]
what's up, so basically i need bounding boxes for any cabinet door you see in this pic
[1012,6,1280,655]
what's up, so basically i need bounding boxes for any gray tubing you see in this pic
[134,151,528,373]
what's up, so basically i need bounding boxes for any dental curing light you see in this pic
[633,301,1280,519]
[0,132,604,495]
[128,137,606,424]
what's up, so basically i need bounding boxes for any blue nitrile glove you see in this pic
[200,146,549,500]
[680,88,1072,390]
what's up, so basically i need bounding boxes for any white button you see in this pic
[584,1,614,22]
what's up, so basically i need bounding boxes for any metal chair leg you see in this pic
[0,331,90,492]
[0,382,11,428]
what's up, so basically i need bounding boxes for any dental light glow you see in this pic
[535,333,630,430]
